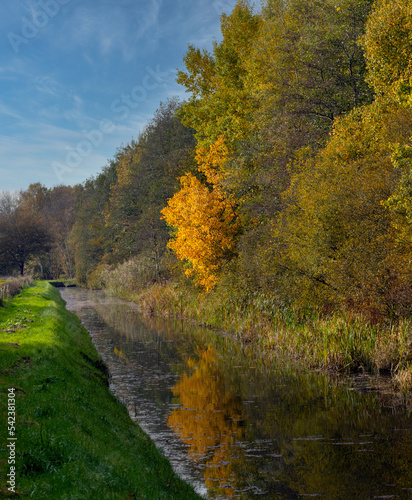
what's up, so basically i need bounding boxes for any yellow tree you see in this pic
[277,98,412,313]
[362,0,412,312]
[361,0,412,100]
[161,173,239,291]
[162,1,259,290]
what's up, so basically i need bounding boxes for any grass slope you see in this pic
[0,281,201,499]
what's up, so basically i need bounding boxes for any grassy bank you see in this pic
[103,279,412,396]
[0,281,201,499]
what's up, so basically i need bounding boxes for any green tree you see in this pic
[278,99,412,312]
[69,165,116,285]
[177,0,260,156]
[104,99,196,274]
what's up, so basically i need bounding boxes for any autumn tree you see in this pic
[361,0,412,99]
[161,173,239,291]
[162,1,259,290]
[0,201,52,275]
[276,96,412,313]
[361,0,412,312]
[103,99,196,276]
[19,182,48,213]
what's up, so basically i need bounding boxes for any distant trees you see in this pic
[0,202,51,275]
[103,98,196,265]
[69,165,117,284]
[45,185,76,278]
[0,184,76,278]
[69,99,197,286]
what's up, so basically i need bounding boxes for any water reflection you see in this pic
[168,346,245,498]
[61,288,412,499]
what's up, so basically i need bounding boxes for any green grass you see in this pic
[0,281,202,499]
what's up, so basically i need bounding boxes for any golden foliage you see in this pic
[195,135,229,186]
[161,173,239,291]
[278,100,412,311]
[362,0,412,97]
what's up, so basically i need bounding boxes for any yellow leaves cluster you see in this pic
[195,135,229,186]
[161,171,239,291]
[362,0,412,96]
[384,144,412,245]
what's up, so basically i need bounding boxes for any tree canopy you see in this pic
[10,0,412,319]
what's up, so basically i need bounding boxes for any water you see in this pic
[60,287,412,499]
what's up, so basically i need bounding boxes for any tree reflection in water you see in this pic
[62,288,412,500]
[168,346,244,498]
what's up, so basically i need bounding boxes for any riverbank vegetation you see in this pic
[1,0,412,390]
[0,281,201,499]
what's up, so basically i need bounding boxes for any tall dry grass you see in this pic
[0,276,33,304]
[136,280,412,388]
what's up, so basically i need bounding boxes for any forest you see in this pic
[1,0,412,379]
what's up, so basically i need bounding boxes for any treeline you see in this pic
[3,0,412,320]
[0,184,74,277]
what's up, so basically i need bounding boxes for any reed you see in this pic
[135,281,412,386]
[98,259,412,391]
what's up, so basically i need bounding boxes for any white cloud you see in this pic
[0,102,24,121]
[54,0,163,62]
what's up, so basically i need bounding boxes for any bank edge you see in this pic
[0,281,202,499]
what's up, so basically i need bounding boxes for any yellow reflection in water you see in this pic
[167,346,244,497]
[114,346,124,358]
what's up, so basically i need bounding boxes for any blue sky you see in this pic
[0,0,234,191]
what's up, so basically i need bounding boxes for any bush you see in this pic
[91,255,167,298]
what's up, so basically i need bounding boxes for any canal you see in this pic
[60,287,412,499]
